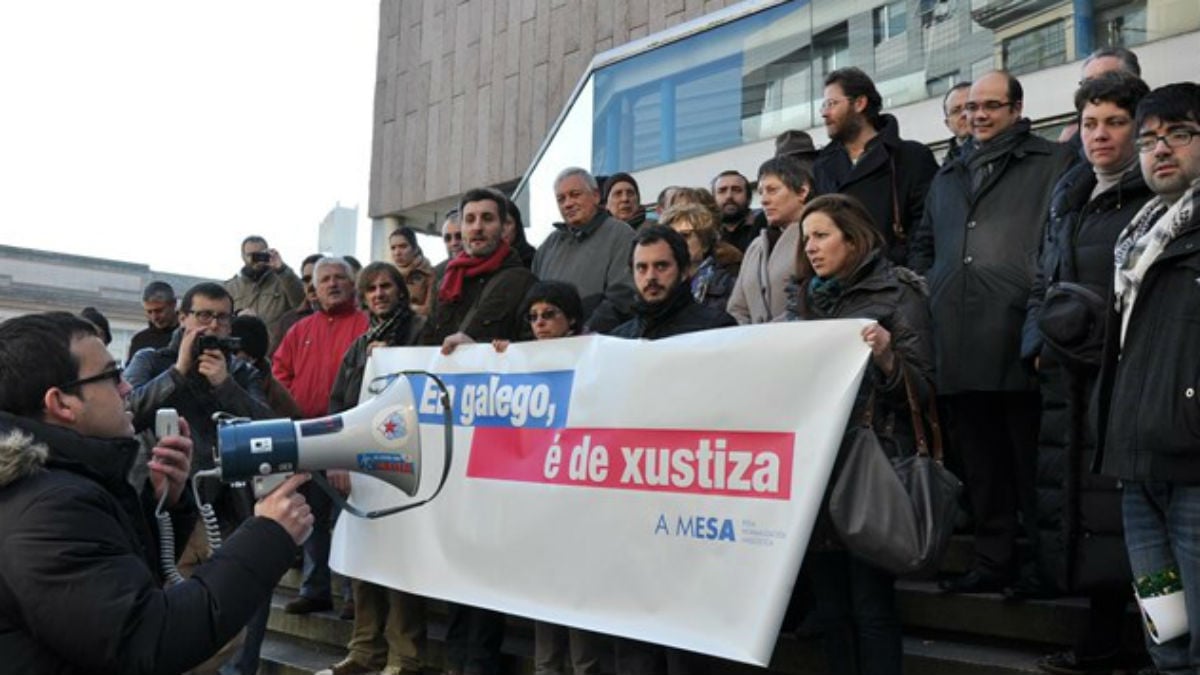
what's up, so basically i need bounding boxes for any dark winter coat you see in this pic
[909,122,1074,395]
[1024,163,1151,593]
[0,413,296,675]
[782,255,936,549]
[608,283,737,339]
[812,114,939,267]
[1095,198,1200,484]
[125,329,275,472]
[423,249,536,346]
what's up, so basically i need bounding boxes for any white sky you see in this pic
[0,2,431,280]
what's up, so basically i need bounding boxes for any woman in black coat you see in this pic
[784,194,934,675]
[1019,71,1152,672]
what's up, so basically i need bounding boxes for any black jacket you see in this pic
[909,122,1074,394]
[0,413,296,675]
[812,114,939,266]
[422,249,537,346]
[126,324,177,364]
[783,255,936,549]
[608,283,737,339]
[1022,162,1153,359]
[125,329,274,472]
[1096,196,1200,484]
[1024,163,1150,593]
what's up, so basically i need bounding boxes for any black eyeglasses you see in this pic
[964,100,1014,113]
[60,366,123,391]
[189,310,233,325]
[1136,129,1200,154]
[443,232,463,242]
[527,308,562,323]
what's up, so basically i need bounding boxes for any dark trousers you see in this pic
[445,604,506,675]
[808,551,902,675]
[944,391,1041,578]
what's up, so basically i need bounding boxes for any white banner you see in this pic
[331,320,869,666]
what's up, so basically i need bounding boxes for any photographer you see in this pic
[126,283,275,516]
[126,282,279,674]
[224,235,305,331]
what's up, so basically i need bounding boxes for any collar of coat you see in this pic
[0,411,140,491]
[553,210,610,241]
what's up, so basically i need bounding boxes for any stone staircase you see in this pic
[258,536,1149,675]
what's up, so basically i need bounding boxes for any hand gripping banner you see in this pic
[331,320,869,666]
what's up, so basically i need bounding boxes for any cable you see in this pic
[155,487,185,587]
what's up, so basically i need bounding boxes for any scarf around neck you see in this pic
[967,118,1030,193]
[438,241,511,304]
[1113,180,1199,343]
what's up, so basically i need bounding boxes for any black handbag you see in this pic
[827,373,963,576]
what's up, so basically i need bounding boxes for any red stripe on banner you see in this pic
[466,427,795,500]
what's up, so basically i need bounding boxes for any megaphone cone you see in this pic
[217,374,423,496]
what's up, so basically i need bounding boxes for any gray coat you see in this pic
[909,125,1074,395]
[532,211,635,333]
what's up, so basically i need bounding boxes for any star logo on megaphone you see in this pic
[377,411,408,441]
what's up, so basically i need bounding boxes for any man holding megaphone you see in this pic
[0,312,314,674]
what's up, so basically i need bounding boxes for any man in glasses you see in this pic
[224,234,306,334]
[941,82,972,164]
[910,71,1074,595]
[812,66,938,266]
[125,281,279,672]
[1096,82,1200,673]
[0,311,313,674]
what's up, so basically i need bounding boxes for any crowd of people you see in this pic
[1,46,1199,675]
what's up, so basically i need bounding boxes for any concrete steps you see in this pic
[257,530,1153,675]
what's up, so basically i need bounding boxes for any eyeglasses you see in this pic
[964,100,1014,113]
[443,232,463,242]
[59,366,123,391]
[527,308,562,323]
[1136,129,1200,153]
[819,97,851,111]
[190,310,233,325]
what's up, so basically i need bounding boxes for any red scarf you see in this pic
[438,241,511,304]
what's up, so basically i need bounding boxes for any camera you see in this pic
[250,251,271,263]
[196,335,243,355]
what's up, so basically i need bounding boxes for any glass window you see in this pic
[875,1,908,44]
[1095,1,1148,48]
[1003,19,1067,76]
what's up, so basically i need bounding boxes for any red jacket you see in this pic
[272,303,368,418]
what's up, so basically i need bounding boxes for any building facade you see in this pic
[0,245,213,363]
[369,0,1200,245]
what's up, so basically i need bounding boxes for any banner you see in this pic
[331,320,869,666]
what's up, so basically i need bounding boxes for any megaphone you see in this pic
[214,371,453,519]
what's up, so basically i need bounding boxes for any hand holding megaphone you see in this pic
[255,472,315,545]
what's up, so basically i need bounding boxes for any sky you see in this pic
[0,2,433,280]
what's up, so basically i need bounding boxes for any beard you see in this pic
[829,114,864,144]
[720,202,749,225]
